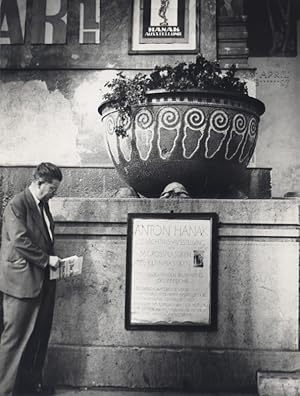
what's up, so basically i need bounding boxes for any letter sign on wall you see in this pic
[0,0,27,44]
[79,0,100,44]
[31,0,68,44]
[0,0,101,45]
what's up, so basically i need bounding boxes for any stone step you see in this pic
[257,371,300,396]
[53,389,257,396]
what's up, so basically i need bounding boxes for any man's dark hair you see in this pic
[33,162,63,183]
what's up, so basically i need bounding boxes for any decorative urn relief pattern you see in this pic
[99,90,265,197]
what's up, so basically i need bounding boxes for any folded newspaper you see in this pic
[50,255,83,280]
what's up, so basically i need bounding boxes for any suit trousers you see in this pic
[0,277,56,396]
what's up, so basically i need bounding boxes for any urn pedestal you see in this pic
[47,198,299,391]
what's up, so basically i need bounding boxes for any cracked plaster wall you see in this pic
[0,70,120,166]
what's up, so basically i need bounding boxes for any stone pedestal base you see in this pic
[46,198,299,391]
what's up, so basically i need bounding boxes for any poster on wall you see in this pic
[125,213,218,330]
[0,0,100,45]
[129,0,199,53]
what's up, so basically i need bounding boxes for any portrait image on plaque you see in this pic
[125,213,218,330]
[129,0,200,53]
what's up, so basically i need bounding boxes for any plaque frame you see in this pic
[125,213,218,331]
[129,0,200,54]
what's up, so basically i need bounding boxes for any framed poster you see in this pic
[125,213,218,330]
[129,0,199,53]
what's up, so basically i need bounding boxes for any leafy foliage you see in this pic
[103,54,248,137]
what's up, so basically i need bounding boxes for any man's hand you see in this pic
[49,256,61,269]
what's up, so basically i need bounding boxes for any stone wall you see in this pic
[249,43,300,197]
[44,198,299,391]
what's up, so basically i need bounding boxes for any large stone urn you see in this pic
[98,89,265,198]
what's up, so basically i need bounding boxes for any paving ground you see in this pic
[48,389,258,396]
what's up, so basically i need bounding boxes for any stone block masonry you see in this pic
[45,198,299,392]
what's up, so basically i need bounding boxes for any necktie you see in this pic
[38,201,52,243]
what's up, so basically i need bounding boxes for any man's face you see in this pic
[38,179,60,201]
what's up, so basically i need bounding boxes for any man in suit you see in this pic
[0,162,63,396]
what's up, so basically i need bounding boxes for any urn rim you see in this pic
[98,88,265,116]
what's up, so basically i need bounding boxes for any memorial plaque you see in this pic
[125,213,218,330]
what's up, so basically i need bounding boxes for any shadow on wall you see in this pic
[45,237,91,387]
[45,230,126,388]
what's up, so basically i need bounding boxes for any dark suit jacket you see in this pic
[0,188,54,298]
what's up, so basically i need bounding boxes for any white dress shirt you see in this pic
[29,185,53,241]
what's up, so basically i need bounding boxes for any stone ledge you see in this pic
[54,222,300,239]
[44,389,257,396]
[50,198,299,224]
[0,166,272,202]
[46,346,300,391]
